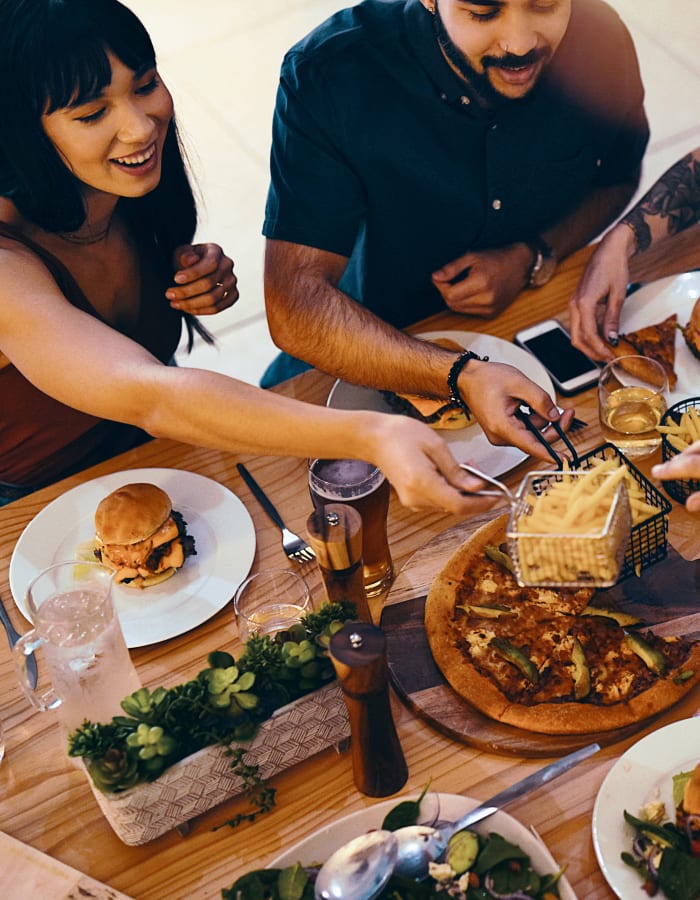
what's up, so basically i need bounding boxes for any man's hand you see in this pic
[166,243,238,315]
[431,243,533,318]
[459,359,575,464]
[568,223,636,360]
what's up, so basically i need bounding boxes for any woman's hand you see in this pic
[568,223,636,360]
[367,416,499,516]
[166,243,238,315]
[651,442,700,513]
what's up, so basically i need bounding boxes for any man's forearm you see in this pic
[264,240,456,398]
[541,178,640,264]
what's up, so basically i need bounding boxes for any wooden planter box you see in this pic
[86,682,349,845]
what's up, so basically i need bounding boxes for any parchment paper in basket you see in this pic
[459,463,632,589]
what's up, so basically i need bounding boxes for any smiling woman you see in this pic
[42,55,172,204]
[0,0,502,518]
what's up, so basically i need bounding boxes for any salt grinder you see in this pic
[306,504,371,622]
[329,622,408,797]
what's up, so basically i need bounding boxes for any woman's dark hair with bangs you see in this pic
[0,0,196,245]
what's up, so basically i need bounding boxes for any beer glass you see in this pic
[308,458,393,597]
[598,356,668,459]
[13,561,141,736]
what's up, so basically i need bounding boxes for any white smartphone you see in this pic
[513,319,600,396]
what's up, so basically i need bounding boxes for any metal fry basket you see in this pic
[462,441,670,588]
[505,469,632,588]
[659,397,700,503]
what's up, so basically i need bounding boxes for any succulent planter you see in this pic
[86,681,349,845]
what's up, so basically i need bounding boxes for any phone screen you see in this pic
[520,327,596,382]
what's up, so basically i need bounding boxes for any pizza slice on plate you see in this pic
[615,313,678,389]
[425,515,700,734]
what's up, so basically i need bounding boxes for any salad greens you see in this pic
[222,786,565,899]
[623,770,700,900]
[68,600,357,793]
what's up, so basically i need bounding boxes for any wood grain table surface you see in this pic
[1,229,699,899]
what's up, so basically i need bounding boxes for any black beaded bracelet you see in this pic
[447,350,488,415]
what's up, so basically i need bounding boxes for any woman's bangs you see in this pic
[43,41,113,112]
[42,5,156,113]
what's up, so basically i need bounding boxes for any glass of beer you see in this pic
[598,355,668,459]
[308,458,393,597]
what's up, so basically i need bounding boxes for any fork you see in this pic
[569,416,588,433]
[236,463,316,564]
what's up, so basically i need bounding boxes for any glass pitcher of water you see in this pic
[13,561,141,738]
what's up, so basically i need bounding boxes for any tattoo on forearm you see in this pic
[622,152,700,252]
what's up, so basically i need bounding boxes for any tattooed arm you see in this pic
[623,151,700,251]
[569,148,700,359]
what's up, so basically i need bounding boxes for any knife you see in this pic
[447,742,600,833]
[0,593,38,689]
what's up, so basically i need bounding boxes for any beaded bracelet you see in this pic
[447,350,488,415]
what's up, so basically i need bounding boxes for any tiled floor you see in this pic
[127,0,700,385]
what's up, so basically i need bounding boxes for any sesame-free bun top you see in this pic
[95,483,172,546]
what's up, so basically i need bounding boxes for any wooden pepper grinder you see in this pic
[329,621,408,797]
[307,504,371,622]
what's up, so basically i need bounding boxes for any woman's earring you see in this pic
[427,2,436,13]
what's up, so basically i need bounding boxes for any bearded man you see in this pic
[259,0,647,456]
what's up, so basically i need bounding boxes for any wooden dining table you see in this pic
[1,225,699,899]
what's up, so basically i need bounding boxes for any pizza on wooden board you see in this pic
[424,515,700,734]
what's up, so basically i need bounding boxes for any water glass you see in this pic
[598,356,668,459]
[308,458,393,597]
[13,561,141,736]
[234,569,311,642]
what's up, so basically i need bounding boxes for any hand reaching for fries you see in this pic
[652,442,700,514]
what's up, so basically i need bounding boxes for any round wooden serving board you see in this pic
[380,510,697,758]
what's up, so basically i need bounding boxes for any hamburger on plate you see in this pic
[94,483,196,588]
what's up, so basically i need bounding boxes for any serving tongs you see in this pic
[514,404,580,468]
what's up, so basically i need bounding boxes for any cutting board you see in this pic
[0,831,132,899]
[381,510,700,758]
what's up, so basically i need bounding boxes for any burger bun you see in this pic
[95,483,172,545]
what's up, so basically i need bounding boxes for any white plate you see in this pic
[270,791,576,899]
[592,716,700,898]
[9,468,256,648]
[620,271,700,404]
[327,330,555,477]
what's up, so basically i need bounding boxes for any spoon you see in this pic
[314,830,398,900]
[392,742,600,881]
